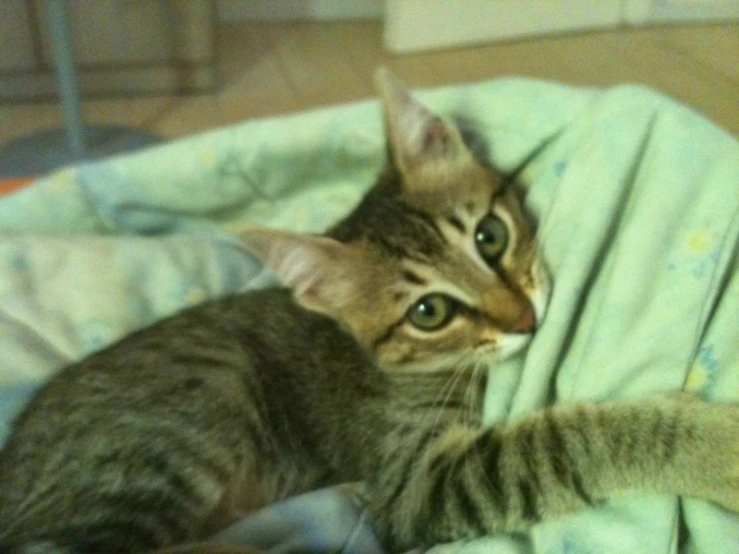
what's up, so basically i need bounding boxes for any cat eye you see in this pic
[474,215,508,265]
[407,293,458,331]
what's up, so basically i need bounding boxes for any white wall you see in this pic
[385,0,739,53]
[626,0,739,24]
[385,0,622,54]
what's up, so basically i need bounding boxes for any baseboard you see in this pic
[217,0,384,22]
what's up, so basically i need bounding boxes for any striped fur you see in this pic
[371,394,739,548]
[2,69,738,553]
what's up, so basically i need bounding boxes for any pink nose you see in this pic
[510,304,536,334]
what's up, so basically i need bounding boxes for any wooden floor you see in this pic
[0,20,737,147]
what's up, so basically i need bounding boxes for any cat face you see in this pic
[243,68,550,373]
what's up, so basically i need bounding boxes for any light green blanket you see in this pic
[0,79,736,554]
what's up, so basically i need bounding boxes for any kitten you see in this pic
[1,68,737,554]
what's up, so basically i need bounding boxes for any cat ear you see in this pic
[374,67,469,176]
[240,228,357,316]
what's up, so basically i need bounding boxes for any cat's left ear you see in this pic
[240,228,359,317]
[375,67,471,177]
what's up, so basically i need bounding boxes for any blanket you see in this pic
[0,78,737,554]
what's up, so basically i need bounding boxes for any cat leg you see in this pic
[370,392,739,549]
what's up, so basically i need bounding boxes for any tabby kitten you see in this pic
[1,69,738,554]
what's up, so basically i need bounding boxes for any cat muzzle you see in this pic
[508,302,536,334]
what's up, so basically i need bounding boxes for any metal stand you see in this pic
[46,0,86,160]
[0,0,161,179]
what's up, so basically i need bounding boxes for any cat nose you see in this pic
[510,303,536,334]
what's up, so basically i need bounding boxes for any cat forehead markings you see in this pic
[401,156,503,215]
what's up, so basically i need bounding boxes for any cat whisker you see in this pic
[465,358,503,501]
[463,357,485,427]
[433,364,467,430]
[445,348,485,428]
[395,366,465,497]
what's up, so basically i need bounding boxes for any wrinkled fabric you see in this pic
[0,79,736,554]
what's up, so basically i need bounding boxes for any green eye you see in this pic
[407,294,458,331]
[474,215,508,265]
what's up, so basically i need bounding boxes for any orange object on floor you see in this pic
[0,177,34,197]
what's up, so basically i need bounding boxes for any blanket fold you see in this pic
[1,79,736,554]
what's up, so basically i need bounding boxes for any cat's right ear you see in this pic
[239,228,358,317]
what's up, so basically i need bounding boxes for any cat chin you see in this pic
[492,333,533,362]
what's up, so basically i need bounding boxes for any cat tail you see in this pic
[371,392,739,549]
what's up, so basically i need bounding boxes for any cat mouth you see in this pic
[475,334,532,362]
[528,255,552,325]
[530,288,550,327]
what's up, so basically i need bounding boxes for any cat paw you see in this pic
[687,398,739,513]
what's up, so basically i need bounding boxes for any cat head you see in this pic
[243,68,550,373]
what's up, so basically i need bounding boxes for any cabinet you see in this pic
[0,0,217,101]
